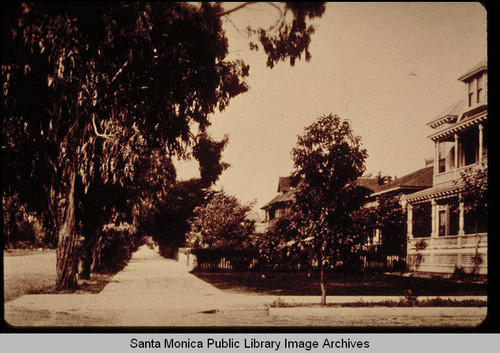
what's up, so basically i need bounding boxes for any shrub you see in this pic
[92,222,138,273]
[415,240,428,251]
[403,289,419,306]
[3,193,55,248]
[392,259,408,272]
[452,266,467,280]
[254,219,313,272]
[231,256,251,271]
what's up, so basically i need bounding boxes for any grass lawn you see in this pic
[194,271,487,296]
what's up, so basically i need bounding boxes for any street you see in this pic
[3,250,56,303]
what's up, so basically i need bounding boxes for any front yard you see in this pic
[4,249,112,302]
[194,271,487,296]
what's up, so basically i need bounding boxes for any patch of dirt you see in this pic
[27,273,112,295]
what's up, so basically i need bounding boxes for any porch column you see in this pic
[434,141,439,174]
[454,134,459,169]
[445,204,450,236]
[431,198,437,238]
[407,203,413,239]
[459,199,465,236]
[478,123,484,163]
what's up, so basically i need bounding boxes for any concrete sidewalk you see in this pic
[4,245,488,327]
[5,245,245,326]
[93,245,227,310]
[87,245,246,325]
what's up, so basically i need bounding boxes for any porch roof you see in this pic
[427,110,487,141]
[261,190,295,210]
[406,180,465,203]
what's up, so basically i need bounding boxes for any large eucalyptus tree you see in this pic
[2,2,325,290]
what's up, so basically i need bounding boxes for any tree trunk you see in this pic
[79,230,97,280]
[319,254,327,305]
[55,166,79,291]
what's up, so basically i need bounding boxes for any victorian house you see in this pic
[405,59,487,275]
[262,175,385,229]
[261,176,299,230]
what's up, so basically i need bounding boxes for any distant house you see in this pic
[369,166,434,206]
[245,210,267,234]
[261,176,299,230]
[405,59,488,275]
[261,168,432,236]
[356,176,385,201]
[261,167,434,271]
[262,175,390,226]
[359,166,433,251]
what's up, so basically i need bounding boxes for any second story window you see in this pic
[438,158,446,173]
[438,140,454,173]
[477,75,483,104]
[460,127,479,167]
[468,80,475,107]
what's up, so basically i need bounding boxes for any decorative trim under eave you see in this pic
[428,114,487,141]
[428,115,459,129]
[407,186,465,204]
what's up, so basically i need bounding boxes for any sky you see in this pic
[175,2,487,216]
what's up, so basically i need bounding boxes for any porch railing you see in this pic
[408,233,487,251]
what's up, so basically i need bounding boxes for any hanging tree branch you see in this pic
[219,2,256,17]
[92,115,115,140]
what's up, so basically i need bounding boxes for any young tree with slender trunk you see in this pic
[291,114,370,304]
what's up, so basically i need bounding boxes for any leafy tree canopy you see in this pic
[291,113,370,303]
[352,194,407,257]
[460,162,487,213]
[291,114,370,255]
[2,2,326,289]
[188,190,255,249]
[375,194,406,256]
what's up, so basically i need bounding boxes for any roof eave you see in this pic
[457,66,487,82]
[427,109,487,141]
[371,185,429,197]
[426,114,459,129]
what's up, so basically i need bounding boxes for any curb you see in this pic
[268,306,487,318]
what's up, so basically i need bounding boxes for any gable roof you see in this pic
[261,190,295,210]
[263,168,432,211]
[356,177,385,193]
[261,175,300,210]
[277,176,299,192]
[371,166,433,197]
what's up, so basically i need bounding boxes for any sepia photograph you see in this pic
[2,2,489,329]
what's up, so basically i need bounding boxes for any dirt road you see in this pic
[3,250,56,302]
